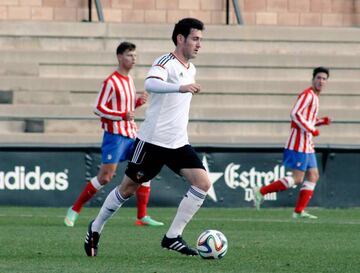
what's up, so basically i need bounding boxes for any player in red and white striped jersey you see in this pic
[286,87,319,153]
[253,67,331,219]
[64,42,163,227]
[94,70,139,137]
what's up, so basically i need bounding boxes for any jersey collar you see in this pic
[170,52,190,69]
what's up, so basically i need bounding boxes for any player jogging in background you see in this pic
[64,42,163,228]
[253,67,331,219]
[84,18,211,257]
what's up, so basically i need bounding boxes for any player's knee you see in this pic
[119,176,139,198]
[98,173,114,185]
[205,181,212,192]
[197,180,211,192]
[292,173,306,184]
[120,187,136,199]
[293,177,303,185]
[307,173,319,182]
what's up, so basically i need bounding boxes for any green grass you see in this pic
[0,207,359,273]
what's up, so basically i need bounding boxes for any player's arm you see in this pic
[145,77,200,94]
[315,116,331,126]
[145,61,200,94]
[145,77,180,93]
[93,81,133,121]
[290,92,318,135]
[135,91,148,108]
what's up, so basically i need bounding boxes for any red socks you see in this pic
[72,181,152,219]
[294,189,314,213]
[136,185,151,220]
[72,182,98,213]
[259,178,316,213]
[294,180,317,213]
[294,181,316,213]
[260,179,287,195]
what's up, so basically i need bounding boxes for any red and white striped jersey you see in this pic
[285,87,319,153]
[94,71,138,138]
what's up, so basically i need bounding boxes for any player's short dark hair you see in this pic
[313,66,330,79]
[116,41,136,55]
[172,18,204,46]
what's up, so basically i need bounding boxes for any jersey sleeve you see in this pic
[93,79,127,121]
[146,56,170,82]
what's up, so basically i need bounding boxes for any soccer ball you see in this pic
[196,229,228,259]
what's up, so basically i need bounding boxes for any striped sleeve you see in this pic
[290,92,316,133]
[315,117,328,126]
[93,78,127,121]
[315,117,322,126]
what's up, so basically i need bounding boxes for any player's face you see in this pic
[312,72,328,92]
[118,49,137,71]
[183,28,202,60]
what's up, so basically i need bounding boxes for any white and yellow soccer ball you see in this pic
[196,229,228,259]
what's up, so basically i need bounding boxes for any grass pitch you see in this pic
[0,207,359,273]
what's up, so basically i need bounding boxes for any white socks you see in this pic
[90,176,103,190]
[142,180,151,187]
[301,180,316,191]
[280,176,295,188]
[166,186,207,238]
[91,184,207,238]
[92,187,128,233]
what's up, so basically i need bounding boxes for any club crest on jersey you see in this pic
[179,72,183,77]
[107,154,112,160]
[136,171,145,181]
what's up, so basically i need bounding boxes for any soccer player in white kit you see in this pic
[84,18,211,257]
[253,67,331,219]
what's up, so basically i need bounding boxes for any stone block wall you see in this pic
[0,0,359,26]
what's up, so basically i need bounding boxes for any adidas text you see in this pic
[0,166,69,191]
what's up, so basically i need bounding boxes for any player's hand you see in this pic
[322,116,331,125]
[179,83,201,94]
[138,91,148,105]
[316,116,331,126]
[124,111,135,121]
[311,129,320,137]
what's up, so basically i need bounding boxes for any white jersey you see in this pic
[138,53,196,149]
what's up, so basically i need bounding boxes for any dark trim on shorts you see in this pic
[125,138,205,183]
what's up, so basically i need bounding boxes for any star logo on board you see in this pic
[202,155,223,202]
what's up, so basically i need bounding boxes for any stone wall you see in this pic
[0,0,359,26]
